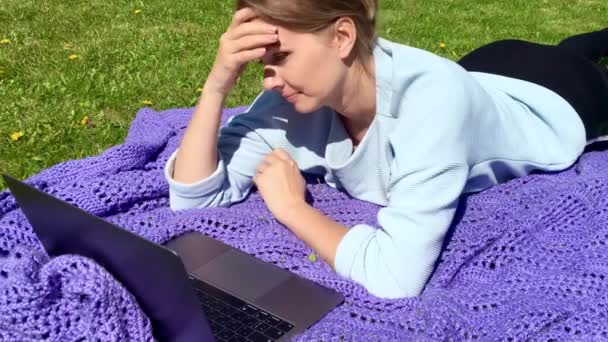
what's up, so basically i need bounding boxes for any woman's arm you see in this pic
[172,7,278,184]
[165,92,277,210]
[252,148,467,298]
[332,162,469,298]
[271,160,469,298]
[166,8,283,210]
[172,89,225,184]
[277,202,349,269]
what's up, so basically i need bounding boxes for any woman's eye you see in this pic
[272,52,288,64]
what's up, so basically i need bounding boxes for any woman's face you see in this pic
[259,25,347,114]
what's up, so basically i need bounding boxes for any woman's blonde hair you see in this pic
[235,0,378,68]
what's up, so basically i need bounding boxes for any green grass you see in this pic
[1,0,607,189]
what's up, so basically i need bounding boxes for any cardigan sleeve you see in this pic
[334,68,475,298]
[334,161,469,297]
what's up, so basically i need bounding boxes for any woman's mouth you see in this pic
[284,92,298,103]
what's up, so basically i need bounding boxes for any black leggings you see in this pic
[457,29,608,141]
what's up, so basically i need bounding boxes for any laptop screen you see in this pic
[3,174,215,342]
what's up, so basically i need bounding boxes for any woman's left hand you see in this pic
[254,149,307,221]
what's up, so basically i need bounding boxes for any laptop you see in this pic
[3,174,344,342]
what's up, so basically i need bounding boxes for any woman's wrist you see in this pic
[275,199,311,226]
[191,84,227,121]
[202,73,233,99]
[200,82,227,102]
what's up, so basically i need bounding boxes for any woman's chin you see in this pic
[293,97,322,114]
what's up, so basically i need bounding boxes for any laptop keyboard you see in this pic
[189,276,295,342]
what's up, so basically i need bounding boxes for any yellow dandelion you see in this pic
[10,131,24,141]
[80,116,89,126]
[68,54,80,60]
[439,42,447,49]
[142,99,153,106]
[0,39,11,45]
[134,9,142,14]
[307,253,318,263]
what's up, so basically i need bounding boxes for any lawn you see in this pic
[1,0,607,189]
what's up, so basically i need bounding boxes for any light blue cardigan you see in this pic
[165,37,586,298]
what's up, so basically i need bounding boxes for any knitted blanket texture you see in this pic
[1,106,608,341]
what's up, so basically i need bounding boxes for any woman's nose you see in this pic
[263,68,284,91]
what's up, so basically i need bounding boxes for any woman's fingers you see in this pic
[229,7,258,30]
[228,33,278,54]
[256,151,297,179]
[263,154,281,165]
[271,149,292,162]
[232,47,267,65]
[224,17,278,60]
[205,9,276,96]
[269,150,297,167]
[229,20,277,40]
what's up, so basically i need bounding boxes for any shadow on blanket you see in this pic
[1,106,608,341]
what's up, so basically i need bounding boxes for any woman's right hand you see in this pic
[204,7,279,97]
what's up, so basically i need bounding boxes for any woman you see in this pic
[164,0,608,298]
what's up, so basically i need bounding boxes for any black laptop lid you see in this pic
[3,174,214,342]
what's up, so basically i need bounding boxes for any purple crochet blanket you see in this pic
[2,106,608,341]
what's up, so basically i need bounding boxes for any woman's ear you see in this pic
[332,17,357,59]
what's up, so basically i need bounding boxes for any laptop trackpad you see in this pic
[191,250,291,301]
